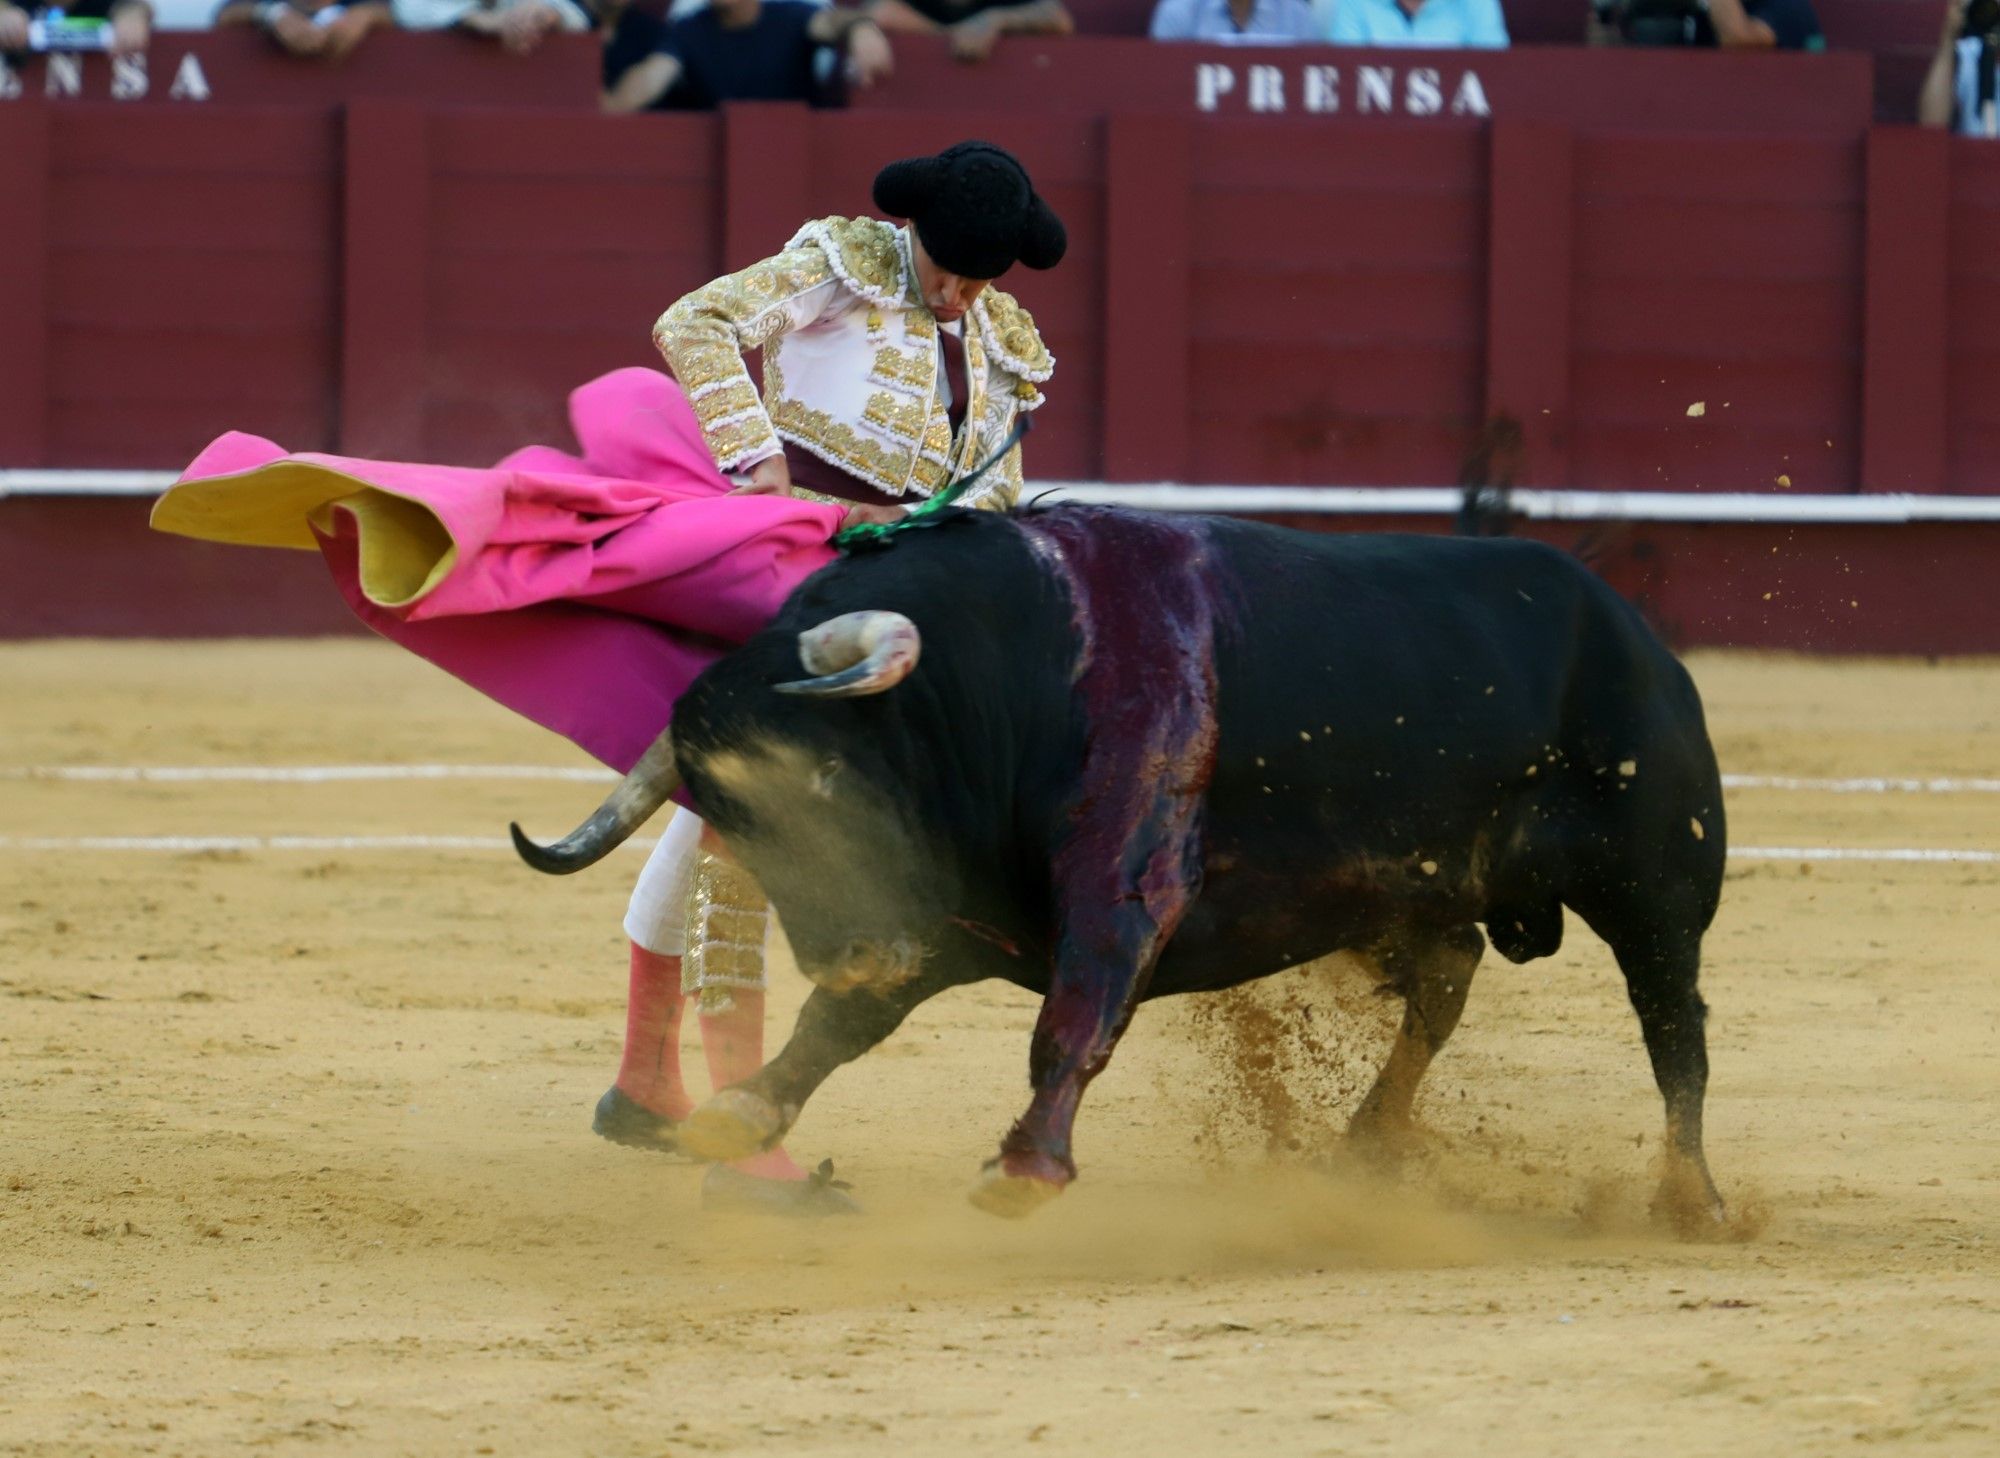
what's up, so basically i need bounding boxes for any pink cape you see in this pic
[152,369,843,774]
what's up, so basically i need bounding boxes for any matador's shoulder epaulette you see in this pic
[972,288,1055,386]
[785,215,910,309]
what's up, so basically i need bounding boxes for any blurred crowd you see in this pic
[6,0,1998,132]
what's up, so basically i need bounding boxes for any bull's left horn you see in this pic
[509,726,680,876]
[774,611,920,699]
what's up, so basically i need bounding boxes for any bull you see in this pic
[511,505,1730,1225]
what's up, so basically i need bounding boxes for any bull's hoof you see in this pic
[968,1167,1066,1219]
[591,1086,683,1155]
[702,1159,860,1219]
[968,1150,1072,1219]
[1652,1161,1731,1240]
[1344,1112,1422,1172]
[678,1088,786,1163]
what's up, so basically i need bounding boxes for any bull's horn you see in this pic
[509,726,680,876]
[775,611,920,699]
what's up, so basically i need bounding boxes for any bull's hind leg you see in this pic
[1347,923,1483,1157]
[1611,930,1726,1231]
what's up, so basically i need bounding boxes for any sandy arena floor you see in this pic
[2,641,1997,1456]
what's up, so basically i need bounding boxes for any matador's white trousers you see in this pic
[623,808,770,1006]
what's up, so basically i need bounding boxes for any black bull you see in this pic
[513,505,1729,1223]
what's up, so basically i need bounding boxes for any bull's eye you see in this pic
[808,757,844,799]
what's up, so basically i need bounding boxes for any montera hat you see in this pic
[872,141,1067,282]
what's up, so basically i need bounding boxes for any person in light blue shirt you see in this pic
[1150,0,1318,43]
[1323,0,1508,47]
[1921,0,2000,136]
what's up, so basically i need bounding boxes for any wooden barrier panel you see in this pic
[1486,120,1574,488]
[1947,139,2000,494]
[1182,122,1488,486]
[418,109,723,463]
[0,107,51,467]
[41,107,339,467]
[1568,135,1864,493]
[1864,126,1948,492]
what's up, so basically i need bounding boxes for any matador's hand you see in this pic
[730,455,793,495]
[840,503,907,530]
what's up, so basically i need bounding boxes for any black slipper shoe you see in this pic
[592,1086,684,1154]
[700,1159,861,1217]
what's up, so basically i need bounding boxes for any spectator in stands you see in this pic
[395,0,595,53]
[1921,0,2000,134]
[865,0,1072,64]
[214,0,393,57]
[1148,0,1315,43]
[1322,0,1507,45]
[602,0,890,111]
[0,0,152,54]
[1595,0,1822,48]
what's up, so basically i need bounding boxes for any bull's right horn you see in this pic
[774,611,920,699]
[509,725,680,876]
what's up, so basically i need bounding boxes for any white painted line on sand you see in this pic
[1728,847,1997,864]
[0,836,1988,864]
[1720,774,2000,794]
[0,834,658,853]
[8,765,1997,794]
[1,764,618,784]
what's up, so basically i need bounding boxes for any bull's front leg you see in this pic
[678,976,942,1163]
[969,919,1162,1218]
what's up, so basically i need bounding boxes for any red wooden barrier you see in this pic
[1569,133,1864,493]
[8,92,2000,496]
[1864,126,1948,492]
[0,106,342,467]
[362,106,723,463]
[1947,139,2000,493]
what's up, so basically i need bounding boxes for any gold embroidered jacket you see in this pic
[652,216,1054,509]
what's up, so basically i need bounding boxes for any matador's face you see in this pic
[911,233,991,325]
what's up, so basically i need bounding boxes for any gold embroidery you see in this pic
[689,379,761,422]
[654,243,838,469]
[862,389,936,441]
[681,220,1047,502]
[658,337,744,395]
[867,344,932,396]
[990,445,1025,510]
[973,289,1055,382]
[683,851,768,1011]
[704,415,778,471]
[785,216,910,307]
[771,391,948,498]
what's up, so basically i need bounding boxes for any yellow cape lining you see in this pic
[150,461,459,610]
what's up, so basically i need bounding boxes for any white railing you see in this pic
[7,470,2000,523]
